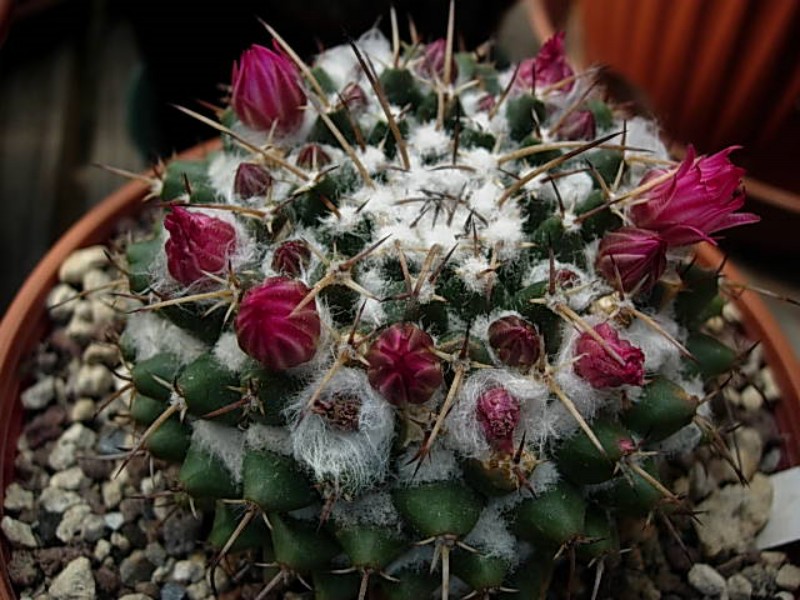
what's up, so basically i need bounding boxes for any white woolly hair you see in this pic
[524,259,598,311]
[286,368,395,492]
[124,312,207,363]
[463,502,520,565]
[207,151,247,204]
[652,422,703,456]
[395,444,461,486]
[330,490,402,531]
[245,423,293,457]
[445,369,549,459]
[191,421,245,484]
[385,546,435,576]
[212,331,249,373]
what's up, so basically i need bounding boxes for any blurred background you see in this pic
[1,0,799,345]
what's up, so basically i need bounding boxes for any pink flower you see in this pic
[516,31,574,92]
[235,277,321,371]
[557,110,596,141]
[164,207,237,286]
[418,39,457,81]
[629,146,758,246]
[596,227,667,293]
[271,240,311,277]
[234,163,273,198]
[230,44,305,134]
[574,323,645,388]
[476,387,521,454]
[488,316,541,368]
[366,323,443,406]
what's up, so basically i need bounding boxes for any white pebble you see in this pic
[39,487,81,513]
[3,483,34,512]
[49,557,95,600]
[60,422,98,448]
[46,284,80,322]
[70,398,96,422]
[82,268,112,292]
[172,559,205,583]
[65,314,96,344]
[739,385,763,412]
[75,364,114,397]
[776,564,800,591]
[688,563,727,596]
[58,246,108,285]
[102,480,123,509]
[94,539,112,562]
[50,466,86,490]
[760,367,780,401]
[20,377,58,410]
[1,516,38,548]
[82,342,119,366]
[55,503,92,543]
[105,512,125,531]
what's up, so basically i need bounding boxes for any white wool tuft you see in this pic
[287,368,395,492]
[409,122,451,157]
[330,490,402,530]
[124,312,207,363]
[457,255,495,295]
[191,421,245,484]
[385,546,435,576]
[245,423,293,457]
[207,152,246,203]
[463,502,520,564]
[653,422,703,456]
[212,332,249,373]
[396,445,460,485]
[446,369,549,459]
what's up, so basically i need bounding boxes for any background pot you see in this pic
[1,142,799,597]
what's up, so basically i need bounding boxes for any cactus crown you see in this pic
[119,13,757,599]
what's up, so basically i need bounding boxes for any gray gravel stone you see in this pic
[172,559,204,584]
[49,556,95,599]
[102,479,123,509]
[94,539,112,562]
[104,512,125,531]
[688,563,727,597]
[160,583,188,600]
[47,284,80,321]
[3,482,34,512]
[50,466,86,490]
[75,364,114,398]
[55,503,92,543]
[120,550,156,586]
[162,512,201,555]
[1,516,38,548]
[20,377,59,410]
[70,398,96,422]
[146,542,168,568]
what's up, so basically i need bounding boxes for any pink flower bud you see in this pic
[296,144,332,170]
[574,323,645,388]
[366,323,443,406]
[418,39,457,81]
[557,110,596,141]
[488,316,541,368]
[596,227,667,293]
[234,163,273,198]
[477,94,496,113]
[271,240,311,277]
[476,387,521,454]
[230,44,305,134]
[516,31,574,92]
[341,82,368,112]
[164,207,237,286]
[235,277,321,371]
[629,146,758,246]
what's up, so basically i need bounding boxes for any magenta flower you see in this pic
[557,110,596,141]
[164,207,237,286]
[418,38,456,81]
[596,227,667,293]
[476,387,521,454]
[516,31,574,92]
[366,323,443,406]
[230,44,305,134]
[235,277,321,371]
[574,323,645,389]
[488,316,541,368]
[234,163,273,198]
[271,240,311,277]
[629,146,758,246]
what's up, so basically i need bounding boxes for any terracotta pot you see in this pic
[0,141,218,599]
[1,142,799,597]
[0,0,13,46]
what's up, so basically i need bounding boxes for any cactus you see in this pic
[116,11,759,599]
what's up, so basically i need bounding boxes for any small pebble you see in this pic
[82,514,107,543]
[94,539,112,562]
[102,480,123,509]
[146,542,168,568]
[775,564,800,591]
[111,531,131,552]
[172,559,204,584]
[727,573,753,600]
[20,377,59,411]
[65,314,96,344]
[186,580,211,600]
[94,565,120,596]
[82,267,112,291]
[46,284,79,321]
[82,342,119,366]
[49,557,95,600]
[7,551,40,588]
[161,582,188,600]
[1,516,38,548]
[105,512,125,531]
[55,503,92,543]
[39,487,81,514]
[688,563,727,596]
[4,483,34,512]
[58,245,108,285]
[50,466,86,490]
[760,551,787,568]
[120,550,156,586]
[760,367,780,402]
[119,595,151,600]
[70,397,96,422]
[75,363,114,397]
[739,385,764,412]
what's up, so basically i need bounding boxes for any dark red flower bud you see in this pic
[573,323,645,388]
[476,387,521,454]
[296,144,332,170]
[164,207,237,286]
[271,240,311,277]
[488,316,541,368]
[234,163,273,198]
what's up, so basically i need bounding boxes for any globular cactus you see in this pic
[117,13,758,599]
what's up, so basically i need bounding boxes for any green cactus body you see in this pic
[115,23,756,598]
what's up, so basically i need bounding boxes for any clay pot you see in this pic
[0,0,13,46]
[1,142,799,596]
